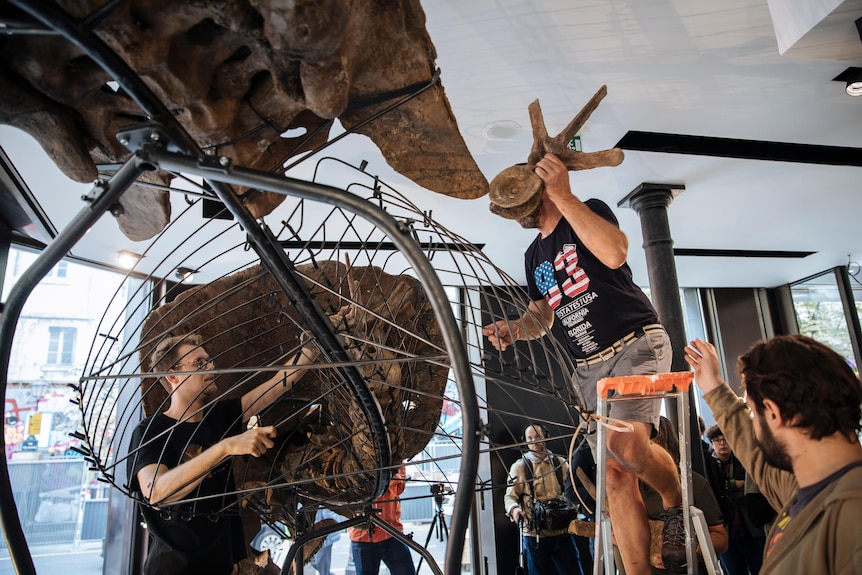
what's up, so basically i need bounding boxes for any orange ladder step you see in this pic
[597,371,693,399]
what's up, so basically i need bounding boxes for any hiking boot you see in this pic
[660,506,687,573]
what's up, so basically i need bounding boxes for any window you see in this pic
[47,261,68,278]
[47,326,77,365]
[791,269,858,372]
[851,265,862,350]
[4,245,140,575]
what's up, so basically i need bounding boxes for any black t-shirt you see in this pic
[127,399,247,575]
[525,199,659,358]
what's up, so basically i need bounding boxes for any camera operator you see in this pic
[504,424,586,575]
[348,466,416,575]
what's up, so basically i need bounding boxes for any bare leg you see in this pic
[606,458,650,575]
[606,421,682,574]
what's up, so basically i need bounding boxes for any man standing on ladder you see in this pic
[484,153,686,574]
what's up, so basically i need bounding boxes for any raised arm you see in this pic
[240,347,316,419]
[482,298,554,351]
[535,153,628,269]
[136,425,276,505]
[684,338,797,511]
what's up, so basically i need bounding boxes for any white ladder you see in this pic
[592,373,722,575]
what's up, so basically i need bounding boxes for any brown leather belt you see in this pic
[574,324,665,368]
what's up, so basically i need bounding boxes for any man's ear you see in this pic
[164,372,182,391]
[761,399,785,426]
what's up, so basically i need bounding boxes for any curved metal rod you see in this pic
[281,514,443,575]
[279,515,366,575]
[12,0,393,500]
[0,158,148,575]
[141,147,480,575]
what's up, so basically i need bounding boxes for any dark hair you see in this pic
[739,334,862,440]
[523,423,550,441]
[653,416,680,464]
[705,424,724,442]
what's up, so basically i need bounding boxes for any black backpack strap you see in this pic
[521,455,536,501]
[550,454,565,496]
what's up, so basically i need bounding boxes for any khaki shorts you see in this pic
[573,327,673,456]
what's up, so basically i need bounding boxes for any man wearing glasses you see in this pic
[706,425,770,575]
[128,333,316,575]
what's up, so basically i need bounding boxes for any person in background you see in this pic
[700,417,733,529]
[614,417,728,574]
[309,507,345,575]
[685,335,862,575]
[706,424,773,575]
[566,440,596,575]
[503,424,585,575]
[348,466,416,575]
[504,423,585,575]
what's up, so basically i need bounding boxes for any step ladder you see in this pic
[592,372,722,575]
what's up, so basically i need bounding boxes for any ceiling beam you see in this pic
[616,131,862,167]
[673,248,815,258]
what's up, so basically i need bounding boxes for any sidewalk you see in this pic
[0,541,103,575]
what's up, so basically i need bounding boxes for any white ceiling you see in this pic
[2,0,861,289]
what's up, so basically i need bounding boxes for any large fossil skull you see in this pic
[0,1,489,240]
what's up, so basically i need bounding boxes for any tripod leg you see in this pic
[417,512,439,574]
[433,506,449,542]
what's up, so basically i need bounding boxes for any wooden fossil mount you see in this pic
[488,85,624,219]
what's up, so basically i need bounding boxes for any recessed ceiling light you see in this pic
[482,120,521,141]
[117,250,143,269]
[832,67,862,97]
[175,267,199,282]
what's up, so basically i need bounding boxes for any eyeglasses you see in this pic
[711,437,728,445]
[174,357,214,371]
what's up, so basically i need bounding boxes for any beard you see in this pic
[756,418,793,472]
[517,209,541,229]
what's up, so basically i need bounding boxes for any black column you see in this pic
[618,183,707,476]
[618,183,687,372]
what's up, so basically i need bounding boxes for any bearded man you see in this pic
[685,335,862,575]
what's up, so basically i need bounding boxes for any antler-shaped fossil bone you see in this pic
[488,85,624,219]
